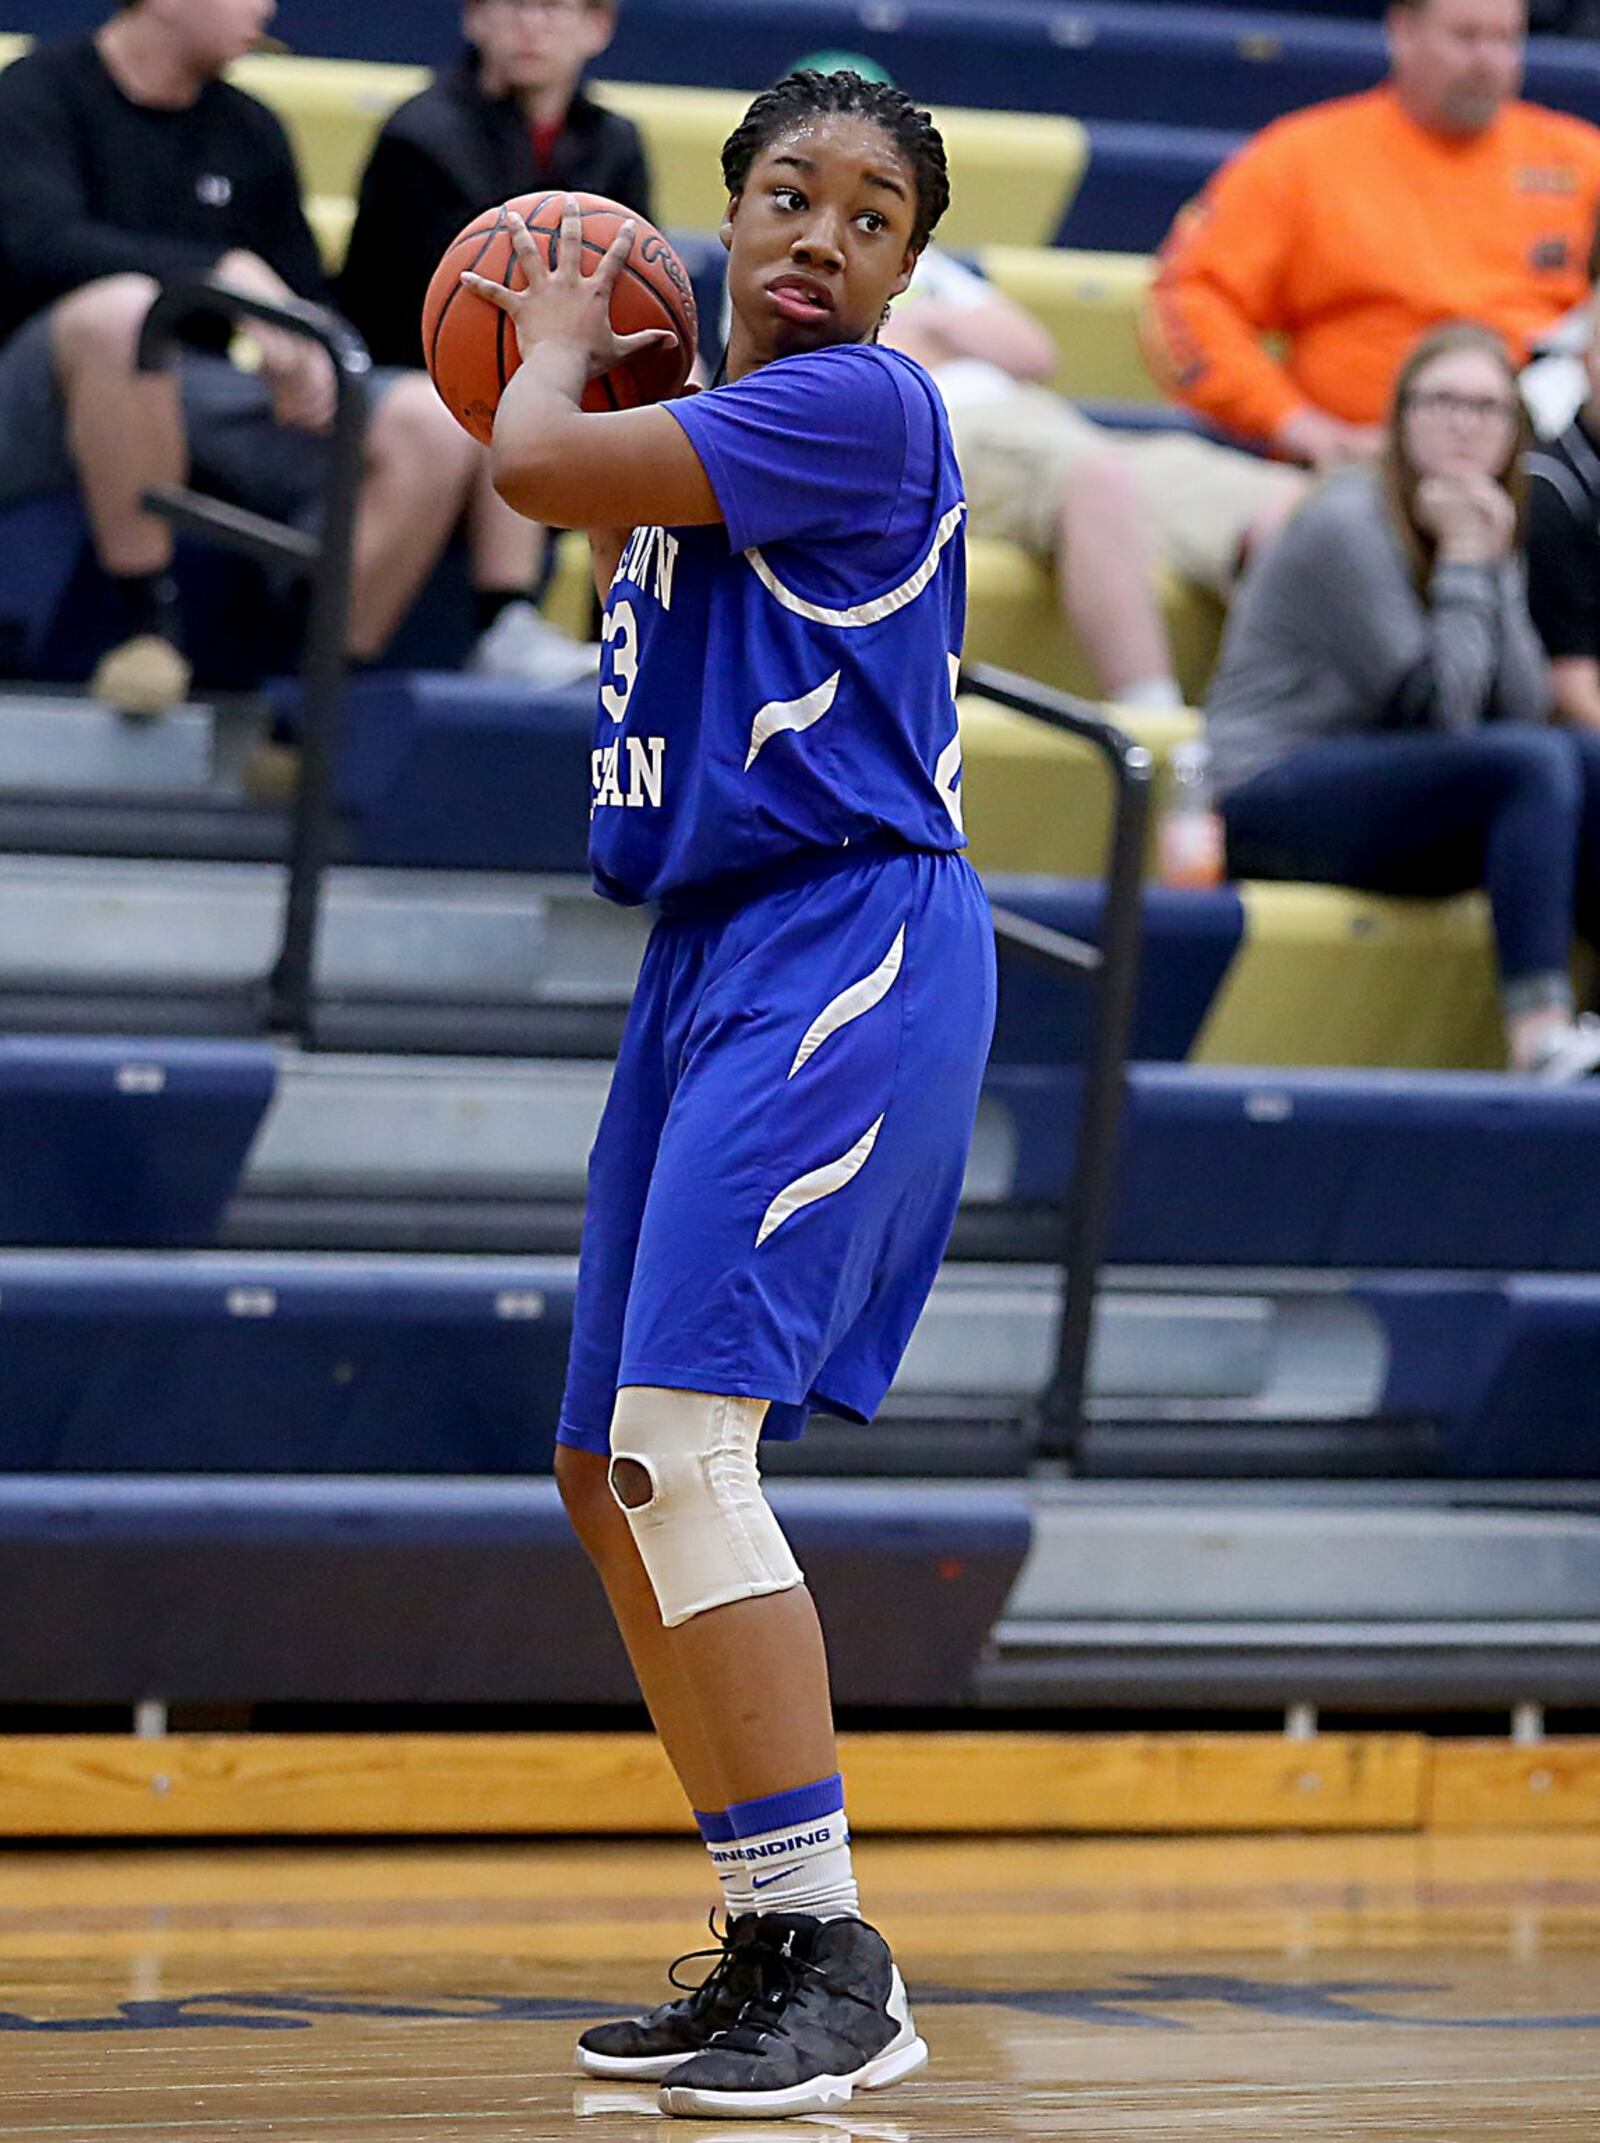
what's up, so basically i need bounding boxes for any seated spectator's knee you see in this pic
[368,372,477,487]
[1061,444,1142,525]
[1477,726,1582,807]
[50,274,162,380]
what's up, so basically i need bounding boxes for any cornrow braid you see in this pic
[721,70,951,252]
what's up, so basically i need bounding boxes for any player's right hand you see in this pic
[461,195,678,386]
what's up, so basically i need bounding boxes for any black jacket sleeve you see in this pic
[0,57,221,298]
[1527,467,1600,662]
[337,132,470,371]
[613,126,654,226]
[244,105,328,306]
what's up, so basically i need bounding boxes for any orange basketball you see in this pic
[421,190,699,446]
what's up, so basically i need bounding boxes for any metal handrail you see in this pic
[961,662,1154,1465]
[138,282,373,1038]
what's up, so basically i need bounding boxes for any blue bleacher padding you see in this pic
[0,1038,275,1248]
[600,1,1600,136]
[988,879,1243,1067]
[981,1064,1600,1267]
[0,1476,1032,1703]
[0,495,283,692]
[0,1255,579,1473]
[292,672,597,872]
[1364,1275,1600,1478]
[11,2,1600,135]
[1060,122,1243,251]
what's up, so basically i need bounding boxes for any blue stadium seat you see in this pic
[0,1037,275,1248]
[1365,1274,1600,1478]
[0,1475,1032,1704]
[988,878,1243,1067]
[0,494,282,692]
[0,1254,579,1473]
[284,671,598,872]
[11,2,1600,136]
[1060,122,1242,251]
[983,1064,1600,1267]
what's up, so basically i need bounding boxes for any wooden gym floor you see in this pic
[2,1828,1599,2140]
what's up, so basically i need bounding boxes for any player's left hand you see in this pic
[462,195,679,384]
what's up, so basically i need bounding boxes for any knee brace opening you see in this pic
[608,1454,657,1512]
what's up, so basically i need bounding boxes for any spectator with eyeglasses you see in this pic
[1144,0,1600,472]
[338,0,651,684]
[1205,322,1600,1079]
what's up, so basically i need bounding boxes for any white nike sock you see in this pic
[716,1775,860,1922]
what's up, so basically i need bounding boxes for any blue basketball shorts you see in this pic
[556,841,997,1451]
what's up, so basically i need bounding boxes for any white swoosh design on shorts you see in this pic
[788,925,906,1079]
[756,1115,885,1249]
[746,671,840,771]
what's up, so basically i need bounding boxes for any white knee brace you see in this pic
[608,1386,804,1629]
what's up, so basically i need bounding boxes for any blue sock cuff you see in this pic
[695,1807,736,1844]
[727,1773,846,1839]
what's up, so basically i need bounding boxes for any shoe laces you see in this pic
[664,1912,757,2018]
[707,1927,875,2054]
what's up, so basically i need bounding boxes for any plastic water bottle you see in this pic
[1158,738,1225,890]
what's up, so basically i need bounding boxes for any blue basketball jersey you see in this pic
[587,343,969,907]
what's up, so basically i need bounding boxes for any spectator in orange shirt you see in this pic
[1144,0,1600,470]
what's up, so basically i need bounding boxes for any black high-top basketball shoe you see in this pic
[576,1913,770,2080]
[656,1912,928,2118]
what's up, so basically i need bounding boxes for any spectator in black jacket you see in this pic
[0,0,482,715]
[339,0,652,683]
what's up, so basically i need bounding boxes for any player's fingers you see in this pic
[593,219,638,296]
[460,270,516,314]
[504,207,546,282]
[613,327,679,360]
[554,193,585,278]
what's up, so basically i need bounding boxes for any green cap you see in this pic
[788,49,897,87]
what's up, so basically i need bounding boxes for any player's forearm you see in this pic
[489,341,593,525]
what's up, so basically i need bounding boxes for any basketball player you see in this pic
[463,70,993,2118]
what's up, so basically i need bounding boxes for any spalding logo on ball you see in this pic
[422,190,699,445]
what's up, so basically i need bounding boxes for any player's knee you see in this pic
[607,1386,802,1630]
[51,275,161,375]
[553,1442,619,1552]
[370,371,477,484]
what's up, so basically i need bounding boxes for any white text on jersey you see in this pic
[615,525,680,612]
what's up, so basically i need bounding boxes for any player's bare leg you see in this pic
[51,274,192,714]
[1056,445,1183,708]
[555,1444,732,1812]
[560,1391,926,2113]
[345,373,479,660]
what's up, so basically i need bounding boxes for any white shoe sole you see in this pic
[657,2021,929,2119]
[576,2043,697,2081]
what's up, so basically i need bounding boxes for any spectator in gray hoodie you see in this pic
[1206,320,1600,1078]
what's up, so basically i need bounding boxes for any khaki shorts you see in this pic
[949,385,1303,597]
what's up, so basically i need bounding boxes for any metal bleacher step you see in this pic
[976,1481,1600,1709]
[225,1047,1028,1250]
[0,855,645,1049]
[0,692,215,793]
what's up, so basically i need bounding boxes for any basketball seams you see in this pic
[425,214,509,383]
[426,191,694,437]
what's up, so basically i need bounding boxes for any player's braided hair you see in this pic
[721,71,950,252]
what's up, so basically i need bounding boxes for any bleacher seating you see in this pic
[0,1037,274,1246]
[0,9,1596,1746]
[0,1253,578,1473]
[0,1474,1032,1705]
